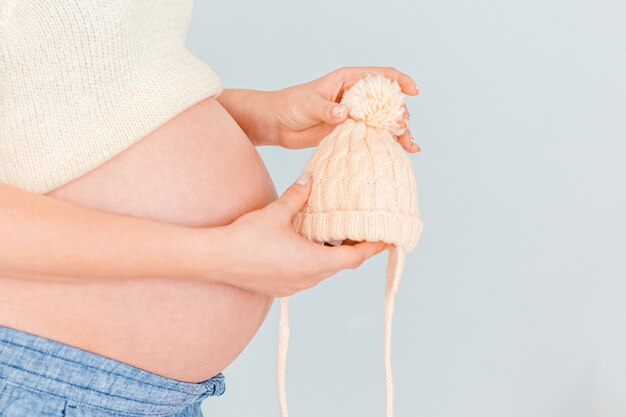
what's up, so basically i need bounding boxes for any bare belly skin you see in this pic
[0,96,279,383]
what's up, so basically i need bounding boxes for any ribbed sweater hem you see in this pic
[0,47,223,194]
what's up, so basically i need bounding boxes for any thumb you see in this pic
[310,96,349,125]
[273,170,313,219]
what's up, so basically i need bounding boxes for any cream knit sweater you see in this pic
[0,0,223,193]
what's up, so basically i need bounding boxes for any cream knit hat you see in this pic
[277,74,424,417]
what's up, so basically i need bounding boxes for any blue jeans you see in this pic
[0,325,225,417]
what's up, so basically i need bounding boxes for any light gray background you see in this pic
[186,0,626,416]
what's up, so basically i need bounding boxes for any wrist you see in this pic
[217,88,279,146]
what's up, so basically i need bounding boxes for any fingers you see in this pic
[335,66,420,96]
[318,240,387,273]
[270,170,313,221]
[284,239,388,295]
[397,130,420,153]
[397,104,420,153]
[398,104,410,131]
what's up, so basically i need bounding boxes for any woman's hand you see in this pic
[268,66,421,152]
[216,66,421,153]
[197,170,388,297]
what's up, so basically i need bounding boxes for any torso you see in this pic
[0,96,279,383]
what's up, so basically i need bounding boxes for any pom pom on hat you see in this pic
[276,74,424,417]
[340,74,407,136]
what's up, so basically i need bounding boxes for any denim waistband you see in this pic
[0,324,225,417]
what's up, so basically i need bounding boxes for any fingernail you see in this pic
[414,83,420,94]
[296,170,312,185]
[331,104,347,118]
[326,239,343,246]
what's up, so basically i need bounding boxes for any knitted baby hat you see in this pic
[276,74,424,417]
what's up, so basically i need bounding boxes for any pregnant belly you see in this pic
[0,96,279,383]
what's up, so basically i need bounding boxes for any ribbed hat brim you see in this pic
[292,210,424,252]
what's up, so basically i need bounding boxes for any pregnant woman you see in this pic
[0,2,420,417]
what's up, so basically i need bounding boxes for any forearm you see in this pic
[216,88,277,146]
[0,182,221,283]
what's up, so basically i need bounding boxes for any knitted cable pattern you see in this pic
[277,74,424,417]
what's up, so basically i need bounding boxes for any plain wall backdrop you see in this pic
[186,0,626,416]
